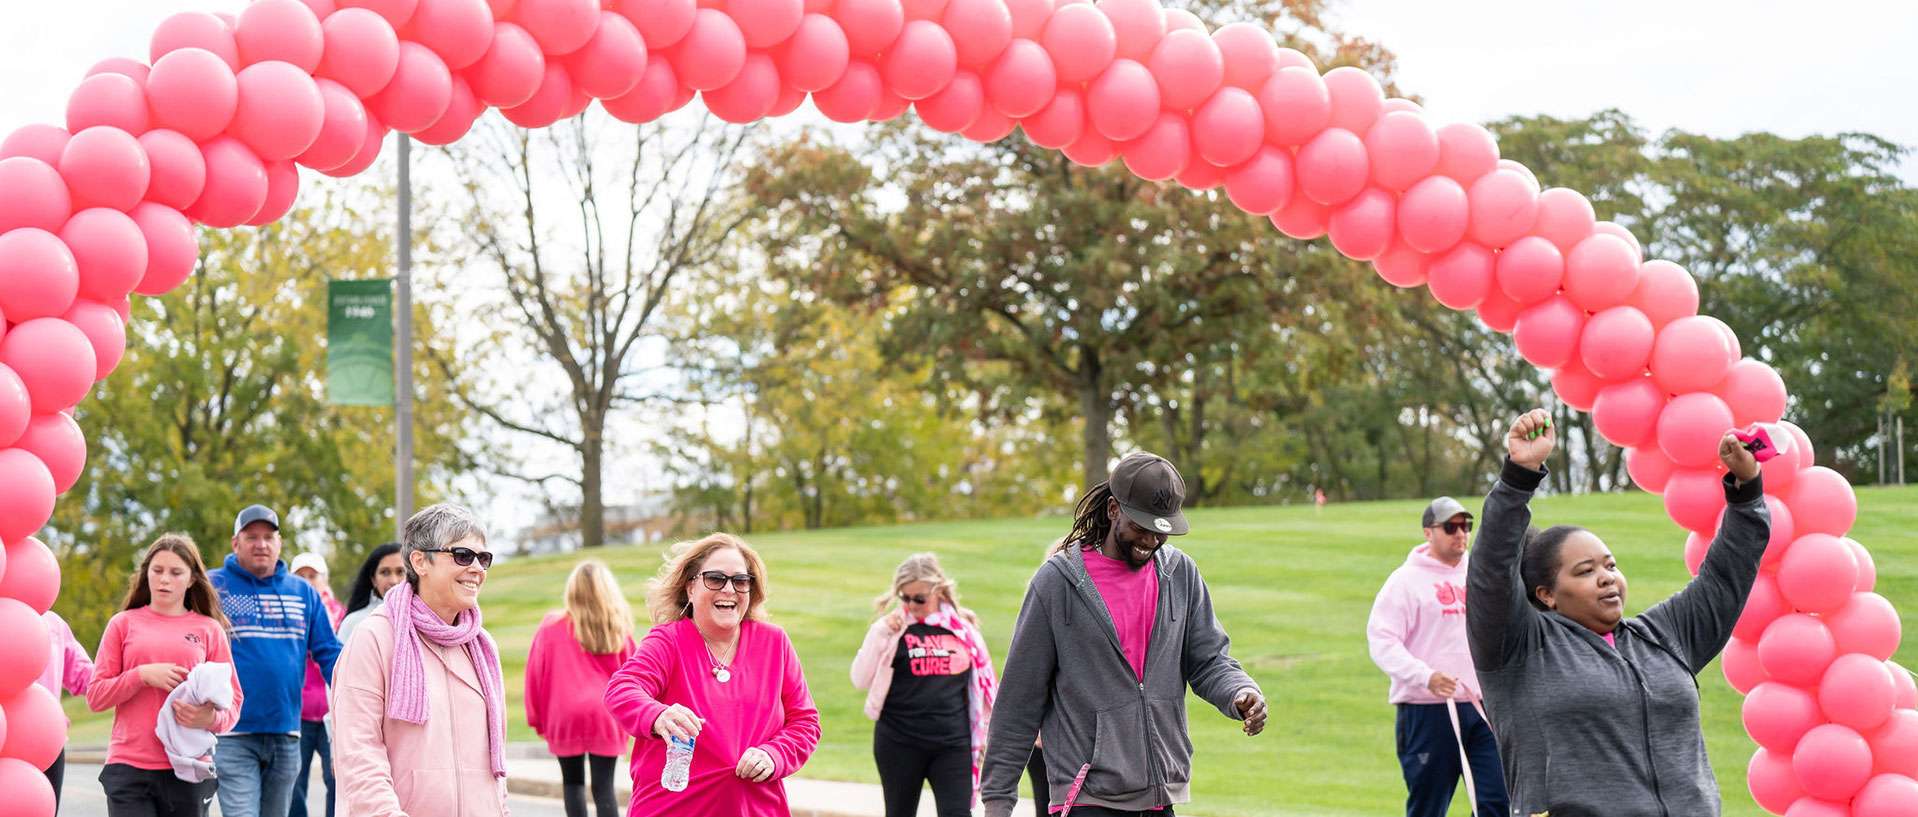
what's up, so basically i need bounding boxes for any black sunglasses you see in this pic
[419,546,493,569]
[1437,520,1472,535]
[698,571,755,592]
[899,592,930,605]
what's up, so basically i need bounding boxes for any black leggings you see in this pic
[555,753,619,817]
[1026,742,1048,811]
[45,749,65,807]
[873,729,971,817]
[100,763,219,817]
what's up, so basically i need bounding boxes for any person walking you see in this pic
[37,609,95,807]
[289,552,346,817]
[525,561,640,817]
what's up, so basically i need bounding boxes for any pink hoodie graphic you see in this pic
[1366,543,1482,705]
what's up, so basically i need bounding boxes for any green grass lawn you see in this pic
[63,486,1918,816]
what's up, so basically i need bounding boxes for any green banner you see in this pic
[327,279,394,406]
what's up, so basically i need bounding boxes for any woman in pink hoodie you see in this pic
[525,560,638,817]
[604,533,821,817]
[38,609,95,807]
[87,534,243,817]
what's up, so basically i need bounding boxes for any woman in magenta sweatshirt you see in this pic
[526,560,639,817]
[87,534,244,817]
[604,534,821,817]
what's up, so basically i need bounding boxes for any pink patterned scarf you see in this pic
[923,604,999,806]
[383,580,506,778]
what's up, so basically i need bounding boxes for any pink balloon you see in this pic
[1743,680,1824,754]
[1146,29,1222,112]
[0,367,24,451]
[901,0,948,22]
[499,63,578,128]
[1322,66,1383,134]
[1512,295,1583,369]
[1788,466,1856,537]
[1847,538,1875,593]
[1736,571,1790,642]
[1060,128,1117,167]
[868,89,911,122]
[1855,774,1918,817]
[1256,66,1329,147]
[1161,7,1203,34]
[1211,23,1277,91]
[883,21,959,101]
[782,15,853,94]
[0,451,53,555]
[1004,0,1053,39]
[1040,3,1117,83]
[1372,241,1428,289]
[415,76,485,143]
[1577,306,1654,382]
[0,159,69,239]
[1475,286,1523,333]
[66,73,151,136]
[1715,358,1788,427]
[1563,233,1640,311]
[1085,59,1158,141]
[675,10,748,91]
[1794,723,1874,801]
[730,0,806,50]
[1656,392,1734,469]
[1364,111,1439,192]
[1820,654,1897,732]
[812,61,882,123]
[130,203,198,296]
[186,137,268,228]
[466,23,546,109]
[1190,87,1263,168]
[1650,315,1739,395]
[13,412,85,503]
[1760,613,1838,686]
[1551,363,1603,412]
[236,0,325,72]
[1594,220,1642,257]
[1532,187,1596,251]
[296,81,371,172]
[1749,747,1805,815]
[1467,169,1539,249]
[1783,798,1850,817]
[613,0,698,50]
[146,48,240,142]
[0,758,54,817]
[1119,113,1189,181]
[369,44,454,134]
[246,160,300,226]
[1397,175,1468,254]
[232,62,325,161]
[1662,467,1726,533]
[1296,128,1368,207]
[1753,494,1798,569]
[395,0,492,72]
[61,209,147,304]
[1763,420,1812,494]
[320,9,402,98]
[1827,592,1902,661]
[1425,242,1494,310]
[338,0,419,29]
[1269,194,1330,240]
[1625,444,1677,492]
[59,127,150,212]
[960,107,1017,142]
[1174,152,1225,191]
[0,230,77,323]
[1492,235,1563,306]
[87,58,153,86]
[61,300,126,382]
[1873,710,1918,776]
[1326,187,1395,262]
[1777,533,1858,614]
[0,126,70,166]
[513,0,600,56]
[562,12,649,99]
[0,683,62,769]
[1593,377,1668,449]
[1020,87,1084,149]
[704,53,780,123]
[942,0,1013,68]
[1096,0,1165,61]
[1435,122,1499,184]
[1223,146,1294,217]
[0,319,95,415]
[1723,634,1768,694]
[602,59,682,123]
[768,84,808,118]
[151,12,240,70]
[138,129,206,209]
[915,71,985,133]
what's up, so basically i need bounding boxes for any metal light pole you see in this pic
[395,134,415,538]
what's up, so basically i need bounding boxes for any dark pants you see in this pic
[873,729,971,817]
[100,763,219,817]
[556,754,619,817]
[290,721,333,817]
[1026,743,1048,811]
[1067,807,1177,816]
[1396,703,1509,817]
[45,749,65,807]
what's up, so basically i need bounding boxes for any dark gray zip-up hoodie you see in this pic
[980,544,1260,817]
[1469,459,1768,817]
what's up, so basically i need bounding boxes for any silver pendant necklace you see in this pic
[705,635,736,684]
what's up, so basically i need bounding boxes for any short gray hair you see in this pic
[401,503,487,584]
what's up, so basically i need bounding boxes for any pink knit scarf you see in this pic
[383,580,506,778]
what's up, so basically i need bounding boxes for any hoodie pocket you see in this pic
[1086,704,1154,799]
[1148,698,1192,787]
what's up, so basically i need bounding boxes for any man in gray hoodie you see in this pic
[981,452,1268,817]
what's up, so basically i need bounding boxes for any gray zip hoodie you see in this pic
[980,544,1260,817]
[1469,458,1768,817]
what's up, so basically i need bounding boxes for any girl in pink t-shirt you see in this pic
[526,560,639,817]
[87,534,243,817]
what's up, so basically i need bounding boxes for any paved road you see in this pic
[57,763,573,817]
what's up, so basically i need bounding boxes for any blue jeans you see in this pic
[291,721,334,817]
[1396,703,1509,817]
[216,733,302,817]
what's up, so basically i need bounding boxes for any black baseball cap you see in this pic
[1110,452,1189,536]
[234,504,280,535]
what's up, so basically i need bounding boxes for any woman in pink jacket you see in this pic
[850,553,997,817]
[604,533,821,817]
[332,504,508,817]
[38,609,95,808]
[525,560,638,817]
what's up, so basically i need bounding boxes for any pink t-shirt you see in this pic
[604,618,821,817]
[1082,549,1159,682]
[526,612,639,757]
[86,606,244,770]
[1604,631,1617,648]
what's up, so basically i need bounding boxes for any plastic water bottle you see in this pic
[661,736,694,792]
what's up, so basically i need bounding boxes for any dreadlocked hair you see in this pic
[1055,481,1115,554]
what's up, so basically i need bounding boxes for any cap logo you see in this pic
[1154,518,1172,533]
[1151,487,1174,512]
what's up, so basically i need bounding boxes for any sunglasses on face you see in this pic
[899,592,930,605]
[698,571,755,592]
[1436,520,1472,535]
[419,546,493,569]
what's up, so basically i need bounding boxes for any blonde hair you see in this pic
[873,552,976,626]
[645,533,772,625]
[563,560,634,654]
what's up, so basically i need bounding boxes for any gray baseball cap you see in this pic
[1421,497,1471,528]
[1110,452,1189,536]
[234,504,280,535]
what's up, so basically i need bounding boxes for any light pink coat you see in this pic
[332,607,509,817]
[850,616,906,719]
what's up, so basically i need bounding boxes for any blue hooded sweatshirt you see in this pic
[210,554,343,734]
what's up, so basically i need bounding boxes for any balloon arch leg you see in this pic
[0,0,1910,813]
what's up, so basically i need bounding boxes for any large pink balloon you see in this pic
[499,63,578,129]
[1223,147,1295,217]
[297,81,372,172]
[1794,723,1874,801]
[1020,87,1084,149]
[151,12,240,70]
[1563,232,1640,311]
[1257,66,1329,147]
[187,137,268,228]
[781,15,852,94]
[146,48,239,142]
[1593,377,1667,449]
[1656,392,1734,469]
[0,452,55,546]
[1872,711,1918,776]
[675,10,749,91]
[1297,128,1368,207]
[1425,242,1494,310]
[0,537,56,616]
[1820,653,1897,732]
[467,23,546,109]
[1826,592,1901,661]
[1855,774,1918,817]
[1371,241,1428,289]
[1736,571,1790,643]
[704,54,780,123]
[1322,66,1382,134]
[0,158,71,237]
[1097,0,1164,61]
[1476,288,1525,334]
[883,21,959,101]
[731,0,806,49]
[1743,680,1823,754]
[62,209,146,305]
[1782,798,1849,817]
[1146,29,1221,112]
[61,300,127,381]
[812,61,883,123]
[1492,236,1561,306]
[1397,175,1468,255]
[1211,23,1277,91]
[1625,444,1676,492]
[59,127,150,212]
[370,44,454,134]
[320,9,402,98]
[1532,187,1597,251]
[513,0,600,56]
[961,107,1016,143]
[0,231,78,323]
[1754,494,1797,569]
[1551,364,1603,413]
[1577,306,1654,381]
[1060,128,1117,167]
[404,0,495,71]
[1630,259,1698,329]
[1513,296,1583,369]
[1759,613,1838,687]
[66,73,151,136]
[1778,533,1859,615]
[1650,315,1739,395]
[1749,746,1804,815]
[0,758,55,817]
[613,0,697,50]
[943,0,1013,68]
[1788,466,1856,537]
[1119,113,1189,181]
[138,129,206,210]
[1848,538,1876,593]
[1186,88,1260,167]
[1364,111,1439,192]
[232,62,325,161]
[1716,358,1788,427]
[1269,194,1330,241]
[236,0,325,72]
[0,126,71,166]
[1662,467,1726,534]
[1723,634,1768,693]
[1040,3,1117,83]
[0,683,62,770]
[562,12,649,99]
[1435,122,1499,183]
[1326,188,1395,262]
[130,203,199,296]
[1467,169,1539,249]
[245,160,301,226]
[1085,59,1158,142]
[601,59,682,124]
[914,71,984,133]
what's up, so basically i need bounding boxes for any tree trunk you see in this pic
[580,423,605,548]
[1078,357,1111,489]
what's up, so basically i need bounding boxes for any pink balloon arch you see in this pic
[0,0,1909,814]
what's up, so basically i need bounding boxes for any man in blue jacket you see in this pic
[209,504,343,817]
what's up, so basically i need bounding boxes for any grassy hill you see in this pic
[63,486,1918,816]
